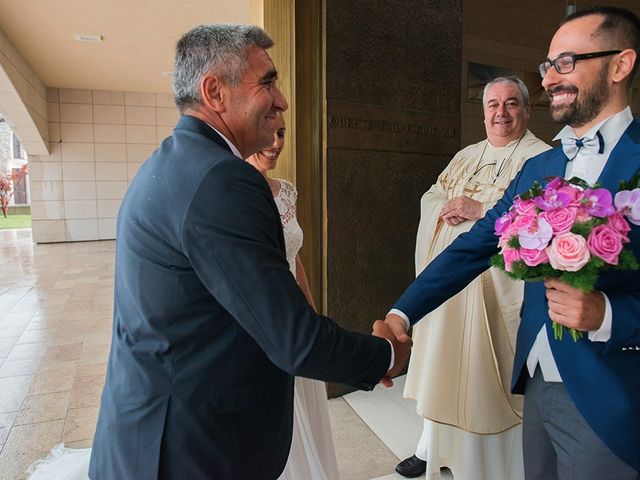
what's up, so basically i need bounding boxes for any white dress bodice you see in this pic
[274,179,303,278]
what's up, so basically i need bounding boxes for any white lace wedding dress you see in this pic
[274,179,340,480]
[28,179,339,480]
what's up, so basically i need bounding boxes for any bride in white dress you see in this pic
[28,116,339,480]
[245,116,340,480]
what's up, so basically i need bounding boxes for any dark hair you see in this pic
[562,6,640,84]
[173,24,274,112]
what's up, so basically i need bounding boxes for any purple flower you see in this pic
[518,216,553,250]
[615,188,640,226]
[495,213,512,236]
[582,188,615,218]
[534,187,573,211]
[546,177,565,190]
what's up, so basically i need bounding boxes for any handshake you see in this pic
[372,314,413,388]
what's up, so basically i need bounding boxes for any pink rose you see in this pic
[540,207,577,234]
[545,232,590,271]
[587,224,623,265]
[574,207,592,223]
[607,213,631,243]
[502,247,521,272]
[513,197,538,216]
[520,247,549,266]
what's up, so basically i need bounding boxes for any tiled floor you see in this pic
[0,229,450,480]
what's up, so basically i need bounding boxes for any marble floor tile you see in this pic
[15,328,56,345]
[0,376,35,414]
[329,397,399,480]
[43,342,83,362]
[28,361,77,395]
[0,420,64,480]
[14,390,71,425]
[69,374,105,409]
[0,411,18,446]
[62,405,99,443]
[0,357,42,378]
[4,343,48,362]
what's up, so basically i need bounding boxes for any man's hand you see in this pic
[372,316,412,387]
[439,195,482,226]
[544,278,605,331]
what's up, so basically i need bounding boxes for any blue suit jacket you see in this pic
[393,120,640,471]
[89,116,390,480]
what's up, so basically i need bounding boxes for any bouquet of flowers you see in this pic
[490,175,640,341]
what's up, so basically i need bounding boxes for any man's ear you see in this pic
[611,48,637,85]
[200,74,225,112]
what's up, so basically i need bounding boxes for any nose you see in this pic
[496,103,507,116]
[273,85,288,112]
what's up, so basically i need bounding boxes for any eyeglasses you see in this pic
[539,50,621,77]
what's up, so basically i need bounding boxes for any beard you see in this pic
[547,65,610,128]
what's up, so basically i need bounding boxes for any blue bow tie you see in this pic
[561,130,605,160]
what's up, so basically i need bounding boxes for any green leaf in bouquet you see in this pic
[519,181,542,201]
[559,267,598,291]
[618,172,640,191]
[567,176,595,189]
[489,253,505,269]
[618,249,639,271]
[506,236,521,249]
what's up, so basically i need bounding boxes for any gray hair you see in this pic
[482,76,530,106]
[173,24,274,112]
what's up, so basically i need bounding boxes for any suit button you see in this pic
[358,382,375,391]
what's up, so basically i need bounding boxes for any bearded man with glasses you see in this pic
[382,6,640,479]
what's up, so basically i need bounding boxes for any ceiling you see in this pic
[0,0,260,94]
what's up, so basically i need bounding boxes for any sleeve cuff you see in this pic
[385,339,394,372]
[588,292,612,342]
[388,308,411,330]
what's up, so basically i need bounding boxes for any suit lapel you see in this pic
[540,146,569,181]
[597,120,640,192]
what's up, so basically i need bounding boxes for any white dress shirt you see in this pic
[391,107,634,382]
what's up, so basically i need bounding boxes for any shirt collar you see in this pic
[553,106,633,156]
[205,123,243,159]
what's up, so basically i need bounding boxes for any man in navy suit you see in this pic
[383,7,640,479]
[89,24,410,480]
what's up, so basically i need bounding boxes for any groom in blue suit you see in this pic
[89,25,411,480]
[384,7,640,479]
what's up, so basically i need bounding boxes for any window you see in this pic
[12,133,23,159]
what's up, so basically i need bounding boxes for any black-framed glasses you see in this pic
[539,50,621,77]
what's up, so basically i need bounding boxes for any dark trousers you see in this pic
[523,367,639,480]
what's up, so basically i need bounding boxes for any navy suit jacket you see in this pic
[89,115,390,480]
[393,120,640,471]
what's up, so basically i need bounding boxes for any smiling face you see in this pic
[541,15,618,134]
[483,82,530,146]
[222,46,288,158]
[246,115,285,176]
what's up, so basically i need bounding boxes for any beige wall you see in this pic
[29,88,179,242]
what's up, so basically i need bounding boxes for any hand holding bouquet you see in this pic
[491,175,640,340]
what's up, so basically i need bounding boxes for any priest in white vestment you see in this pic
[395,76,551,480]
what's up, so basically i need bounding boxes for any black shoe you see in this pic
[395,455,427,478]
